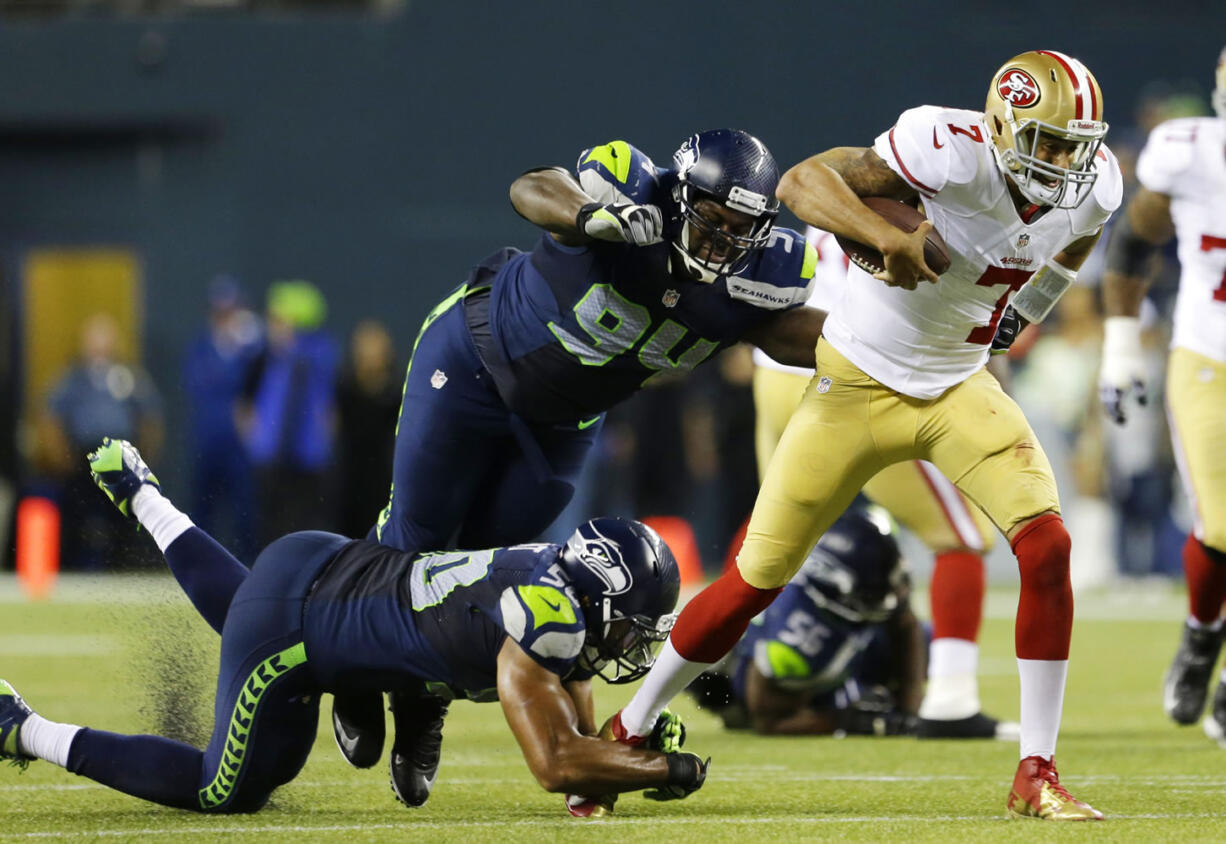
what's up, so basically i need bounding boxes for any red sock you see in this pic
[1011,514,1072,660]
[930,550,984,641]
[670,567,782,663]
[1184,534,1226,625]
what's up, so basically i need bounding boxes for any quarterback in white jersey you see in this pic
[753,228,1013,740]
[610,50,1118,823]
[1100,46,1226,744]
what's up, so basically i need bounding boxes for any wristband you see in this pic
[1011,261,1076,323]
[1102,315,1142,356]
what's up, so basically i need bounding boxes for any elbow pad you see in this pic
[1010,261,1077,324]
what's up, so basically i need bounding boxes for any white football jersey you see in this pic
[1136,117,1226,364]
[821,105,1122,399]
[752,228,848,376]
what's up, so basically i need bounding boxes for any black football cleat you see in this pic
[1163,621,1224,725]
[389,688,449,808]
[1202,678,1226,746]
[331,691,386,769]
[917,711,1017,740]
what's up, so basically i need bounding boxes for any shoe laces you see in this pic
[1034,759,1073,801]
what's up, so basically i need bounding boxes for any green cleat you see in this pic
[0,680,34,771]
[87,437,161,520]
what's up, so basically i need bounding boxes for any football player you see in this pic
[0,439,705,815]
[611,51,1121,821]
[688,509,925,736]
[753,227,1014,740]
[334,129,826,786]
[1099,47,1226,742]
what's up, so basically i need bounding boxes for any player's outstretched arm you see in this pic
[1098,189,1173,424]
[743,306,826,369]
[777,149,936,289]
[497,640,706,798]
[509,167,663,248]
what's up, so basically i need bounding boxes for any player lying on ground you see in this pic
[686,508,926,736]
[0,438,705,815]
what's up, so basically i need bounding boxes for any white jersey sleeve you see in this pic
[1136,118,1201,196]
[872,106,983,199]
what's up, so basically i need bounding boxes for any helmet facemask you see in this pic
[671,182,776,283]
[577,605,678,684]
[992,110,1106,209]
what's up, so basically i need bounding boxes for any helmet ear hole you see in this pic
[993,115,1003,136]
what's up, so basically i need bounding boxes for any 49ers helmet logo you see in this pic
[998,68,1040,107]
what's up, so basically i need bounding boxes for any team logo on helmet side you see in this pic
[673,137,699,176]
[998,69,1040,107]
[566,527,633,595]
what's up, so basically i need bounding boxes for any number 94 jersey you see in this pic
[479,140,817,422]
[822,105,1122,399]
[303,540,590,702]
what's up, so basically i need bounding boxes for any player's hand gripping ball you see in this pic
[835,197,951,277]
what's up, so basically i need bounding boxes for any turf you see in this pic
[2,575,1225,842]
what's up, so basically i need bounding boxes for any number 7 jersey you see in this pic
[821,105,1122,399]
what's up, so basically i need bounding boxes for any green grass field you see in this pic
[2,575,1225,842]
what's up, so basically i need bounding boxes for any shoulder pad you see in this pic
[726,227,817,310]
[1089,144,1123,215]
[576,140,661,206]
[872,105,969,197]
[498,583,585,667]
[1135,118,1202,195]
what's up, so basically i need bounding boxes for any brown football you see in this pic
[834,197,952,276]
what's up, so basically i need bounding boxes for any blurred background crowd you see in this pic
[0,0,1217,585]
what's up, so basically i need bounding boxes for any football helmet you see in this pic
[670,128,780,283]
[796,507,906,625]
[984,50,1108,209]
[560,518,681,683]
[1214,46,1226,119]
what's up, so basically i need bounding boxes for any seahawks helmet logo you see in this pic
[566,527,634,595]
[998,69,1040,107]
[673,136,699,176]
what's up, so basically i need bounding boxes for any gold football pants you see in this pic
[741,339,1057,589]
[1167,346,1226,551]
[753,365,996,554]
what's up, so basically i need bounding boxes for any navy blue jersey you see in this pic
[473,140,817,422]
[730,578,879,703]
[303,540,590,701]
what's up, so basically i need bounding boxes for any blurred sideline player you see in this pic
[0,439,706,815]
[334,128,827,789]
[688,508,926,736]
[753,226,1013,739]
[1099,47,1226,743]
[613,51,1122,821]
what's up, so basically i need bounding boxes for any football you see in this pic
[834,197,952,276]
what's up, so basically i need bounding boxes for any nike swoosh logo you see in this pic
[542,597,564,613]
[932,128,944,149]
[577,415,601,430]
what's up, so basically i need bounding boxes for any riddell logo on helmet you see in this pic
[998,69,1040,107]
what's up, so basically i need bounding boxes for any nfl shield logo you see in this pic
[662,289,680,308]
[816,376,832,394]
[1016,233,1030,248]
[431,369,448,390]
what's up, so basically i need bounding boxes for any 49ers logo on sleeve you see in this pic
[998,69,1040,107]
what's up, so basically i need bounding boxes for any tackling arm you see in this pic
[497,640,696,795]
[777,148,937,289]
[509,167,594,246]
[742,306,826,369]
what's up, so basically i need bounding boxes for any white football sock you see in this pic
[1187,615,1224,632]
[132,486,194,552]
[19,713,82,768]
[1017,658,1067,761]
[919,639,981,720]
[619,640,713,737]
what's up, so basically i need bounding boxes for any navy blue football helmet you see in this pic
[670,128,781,282]
[796,507,907,625]
[559,518,680,683]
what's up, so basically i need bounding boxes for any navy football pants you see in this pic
[67,530,348,812]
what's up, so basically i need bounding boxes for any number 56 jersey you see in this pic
[821,105,1122,399]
